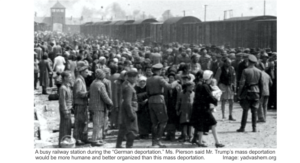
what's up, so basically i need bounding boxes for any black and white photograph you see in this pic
[33,0,277,150]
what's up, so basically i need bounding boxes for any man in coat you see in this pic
[115,70,139,148]
[89,69,113,146]
[146,63,178,148]
[237,55,264,132]
[257,65,273,123]
[58,71,73,148]
[73,61,90,145]
[199,48,212,70]
[38,54,53,94]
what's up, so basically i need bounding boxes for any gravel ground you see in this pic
[34,87,277,149]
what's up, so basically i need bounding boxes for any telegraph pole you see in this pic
[183,10,185,17]
[204,5,207,22]
[264,0,266,15]
[224,10,226,20]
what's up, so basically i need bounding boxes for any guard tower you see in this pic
[50,1,65,32]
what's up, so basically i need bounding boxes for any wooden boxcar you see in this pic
[150,22,163,43]
[80,15,277,50]
[162,16,201,44]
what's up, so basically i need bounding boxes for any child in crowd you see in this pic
[176,81,195,142]
[210,78,222,112]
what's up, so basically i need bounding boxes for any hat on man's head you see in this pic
[248,55,258,63]
[261,52,269,58]
[138,75,147,82]
[127,69,139,77]
[152,63,163,70]
[77,61,89,72]
[229,53,236,59]
[95,69,106,79]
[113,58,119,63]
[119,70,127,80]
[203,70,214,80]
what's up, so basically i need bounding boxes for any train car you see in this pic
[114,20,126,40]
[162,16,201,44]
[79,15,276,50]
[121,20,134,42]
[201,15,277,50]
[131,18,158,42]
[150,22,163,44]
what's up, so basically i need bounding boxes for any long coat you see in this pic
[89,79,113,111]
[164,81,181,130]
[135,85,151,135]
[118,80,139,136]
[177,91,194,124]
[190,82,218,132]
[38,59,52,87]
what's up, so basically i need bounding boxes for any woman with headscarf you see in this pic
[190,70,225,148]
[134,75,151,139]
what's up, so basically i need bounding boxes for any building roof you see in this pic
[163,16,201,25]
[132,18,158,25]
[51,1,65,9]
[34,17,51,25]
[224,15,277,21]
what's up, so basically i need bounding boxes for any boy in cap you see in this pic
[73,61,90,145]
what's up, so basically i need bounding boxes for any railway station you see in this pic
[34,0,277,149]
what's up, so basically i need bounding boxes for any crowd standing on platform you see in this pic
[34,31,277,148]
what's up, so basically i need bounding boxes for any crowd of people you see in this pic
[34,31,277,148]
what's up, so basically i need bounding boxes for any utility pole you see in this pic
[264,0,266,15]
[183,10,185,17]
[204,5,207,22]
[224,10,227,20]
[143,12,145,19]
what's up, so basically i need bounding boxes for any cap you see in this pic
[248,55,258,63]
[95,69,106,79]
[261,52,269,58]
[127,70,139,77]
[229,53,236,59]
[152,63,163,69]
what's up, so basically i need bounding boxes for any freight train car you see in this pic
[162,16,201,43]
[80,15,277,50]
[131,18,158,42]
[150,22,163,43]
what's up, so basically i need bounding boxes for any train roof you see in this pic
[163,16,201,25]
[224,15,277,21]
[115,20,135,25]
[132,18,158,25]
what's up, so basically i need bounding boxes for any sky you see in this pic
[34,0,277,21]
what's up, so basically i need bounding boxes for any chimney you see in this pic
[35,12,37,17]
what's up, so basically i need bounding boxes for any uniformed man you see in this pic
[237,55,263,132]
[115,70,139,148]
[146,63,178,148]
